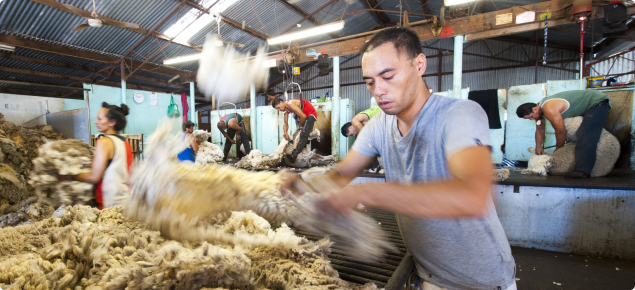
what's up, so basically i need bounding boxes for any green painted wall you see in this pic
[64,98,87,111]
[82,84,190,137]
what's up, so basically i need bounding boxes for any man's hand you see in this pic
[284,133,291,141]
[280,171,302,195]
[535,147,545,155]
[229,139,236,144]
[315,185,363,215]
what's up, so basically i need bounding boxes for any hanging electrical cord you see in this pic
[543,15,549,65]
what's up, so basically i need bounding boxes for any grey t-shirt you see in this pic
[352,94,515,290]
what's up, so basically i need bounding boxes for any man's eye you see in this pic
[383,76,393,80]
[366,82,374,86]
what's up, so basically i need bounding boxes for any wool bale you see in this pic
[0,164,30,204]
[549,116,620,177]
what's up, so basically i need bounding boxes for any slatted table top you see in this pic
[499,169,635,191]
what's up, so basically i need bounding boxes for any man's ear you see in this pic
[414,53,427,77]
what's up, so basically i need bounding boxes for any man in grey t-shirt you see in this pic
[284,28,516,290]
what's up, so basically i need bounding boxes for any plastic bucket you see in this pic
[587,77,603,88]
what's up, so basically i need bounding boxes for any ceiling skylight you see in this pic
[164,0,238,43]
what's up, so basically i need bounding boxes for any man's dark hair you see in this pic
[271,97,284,108]
[516,103,537,118]
[183,120,195,131]
[341,122,352,137]
[359,27,423,59]
[101,102,129,131]
[266,88,275,96]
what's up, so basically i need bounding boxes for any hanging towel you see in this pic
[468,89,502,129]
[181,93,189,122]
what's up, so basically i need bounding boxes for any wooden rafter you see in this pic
[0,87,84,99]
[271,0,634,63]
[281,1,340,38]
[363,0,392,24]
[28,0,200,50]
[419,0,430,16]
[184,0,269,40]
[0,52,174,85]
[0,34,185,77]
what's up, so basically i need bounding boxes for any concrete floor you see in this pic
[513,247,635,290]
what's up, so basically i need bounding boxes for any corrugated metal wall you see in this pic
[275,38,580,115]
[588,51,635,84]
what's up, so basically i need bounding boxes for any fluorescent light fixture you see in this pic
[164,0,238,43]
[163,53,202,65]
[0,43,15,52]
[444,0,477,6]
[268,21,345,45]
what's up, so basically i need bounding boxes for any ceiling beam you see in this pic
[0,87,84,99]
[363,0,392,24]
[273,0,629,63]
[0,33,186,77]
[0,66,190,95]
[593,20,635,58]
[281,1,340,38]
[183,0,269,40]
[419,0,430,16]
[28,0,200,50]
[0,51,174,85]
[0,78,90,91]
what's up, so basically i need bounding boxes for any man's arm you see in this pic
[321,146,493,217]
[188,133,199,152]
[351,114,369,134]
[288,102,307,128]
[543,109,566,150]
[535,117,546,155]
[283,112,291,140]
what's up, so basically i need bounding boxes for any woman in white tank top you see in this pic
[69,102,133,209]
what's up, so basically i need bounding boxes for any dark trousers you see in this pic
[291,115,317,157]
[575,100,611,175]
[223,121,251,160]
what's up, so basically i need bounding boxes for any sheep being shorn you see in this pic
[549,116,620,177]
[126,120,393,262]
[522,147,553,176]
[28,139,94,207]
[192,130,225,165]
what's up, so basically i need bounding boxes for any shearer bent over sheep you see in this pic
[217,113,251,162]
[272,97,318,164]
[516,90,612,179]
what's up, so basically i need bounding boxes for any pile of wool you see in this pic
[28,139,94,207]
[0,205,378,290]
[493,169,510,182]
[0,163,29,204]
[522,147,553,176]
[126,120,393,261]
[235,139,289,169]
[549,116,620,177]
[197,34,269,102]
[0,197,55,228]
[193,130,224,165]
[0,113,65,173]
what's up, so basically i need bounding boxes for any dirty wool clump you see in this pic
[29,139,94,207]
[0,197,55,228]
[0,205,377,290]
[127,120,392,262]
[193,130,224,165]
[0,113,65,174]
[493,169,510,182]
[0,163,30,203]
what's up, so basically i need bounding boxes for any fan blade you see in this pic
[102,19,141,30]
[71,23,90,32]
